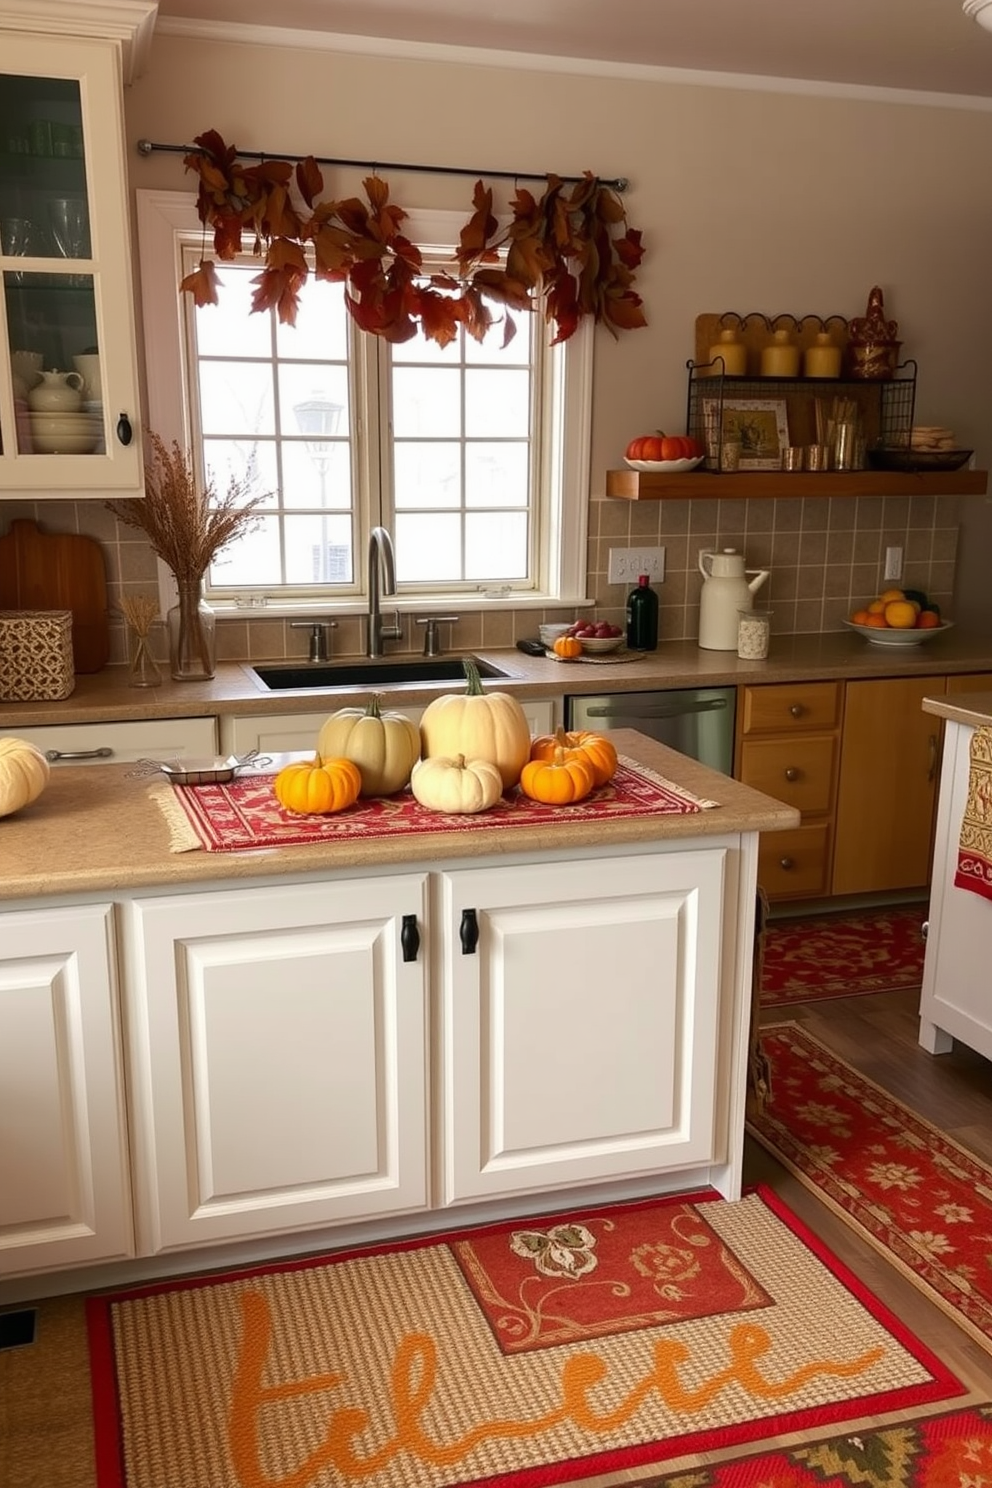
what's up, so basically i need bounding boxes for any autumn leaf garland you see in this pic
[180,129,645,347]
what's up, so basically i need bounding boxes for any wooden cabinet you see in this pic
[736,681,842,901]
[0,10,151,493]
[121,876,431,1254]
[437,849,728,1205]
[0,903,131,1277]
[8,716,218,766]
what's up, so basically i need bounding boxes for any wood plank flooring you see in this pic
[2,987,992,1488]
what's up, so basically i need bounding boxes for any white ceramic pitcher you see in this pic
[698,548,770,651]
[26,369,84,413]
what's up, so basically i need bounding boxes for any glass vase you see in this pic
[127,629,162,688]
[167,579,216,681]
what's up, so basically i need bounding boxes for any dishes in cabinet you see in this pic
[28,412,100,456]
[624,456,704,473]
[866,446,973,473]
[842,618,954,647]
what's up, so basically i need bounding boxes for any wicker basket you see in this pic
[0,609,75,701]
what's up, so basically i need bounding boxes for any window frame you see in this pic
[135,189,592,616]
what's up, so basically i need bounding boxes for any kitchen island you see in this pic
[0,731,797,1301]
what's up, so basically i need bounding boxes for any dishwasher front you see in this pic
[566,687,737,776]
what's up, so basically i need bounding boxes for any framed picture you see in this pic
[701,398,789,470]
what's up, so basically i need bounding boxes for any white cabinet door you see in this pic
[438,848,727,1205]
[122,875,430,1253]
[0,31,143,493]
[0,903,131,1278]
[9,716,218,766]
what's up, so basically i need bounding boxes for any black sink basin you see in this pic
[251,656,510,690]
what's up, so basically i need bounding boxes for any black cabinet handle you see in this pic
[400,914,420,963]
[460,908,479,955]
[116,413,133,446]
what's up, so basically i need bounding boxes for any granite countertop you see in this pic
[4,630,992,728]
[922,690,992,728]
[0,730,799,901]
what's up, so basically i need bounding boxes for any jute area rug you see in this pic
[759,905,926,1008]
[629,1401,992,1488]
[86,1186,961,1488]
[749,1023,992,1356]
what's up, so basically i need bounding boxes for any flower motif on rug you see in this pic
[509,1222,598,1279]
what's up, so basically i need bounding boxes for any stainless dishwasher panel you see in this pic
[566,688,736,776]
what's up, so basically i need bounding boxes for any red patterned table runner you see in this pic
[954,723,992,902]
[160,756,719,853]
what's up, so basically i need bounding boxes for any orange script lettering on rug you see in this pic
[227,1290,885,1487]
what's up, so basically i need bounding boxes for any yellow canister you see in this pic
[760,328,800,378]
[708,327,747,376]
[804,332,842,379]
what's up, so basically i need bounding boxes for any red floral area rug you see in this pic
[155,755,717,853]
[759,905,926,1007]
[86,1187,961,1488]
[748,1023,992,1355]
[630,1402,992,1487]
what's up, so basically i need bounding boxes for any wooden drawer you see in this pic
[758,823,831,900]
[739,681,842,736]
[738,736,837,817]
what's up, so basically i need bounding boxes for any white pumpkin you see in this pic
[0,736,50,819]
[317,694,421,797]
[411,754,503,815]
[419,659,530,789]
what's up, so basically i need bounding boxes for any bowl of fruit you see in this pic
[843,589,952,647]
[559,620,626,654]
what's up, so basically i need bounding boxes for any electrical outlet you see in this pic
[884,545,903,582]
[608,547,665,585]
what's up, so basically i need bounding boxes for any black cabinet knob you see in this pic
[460,908,479,955]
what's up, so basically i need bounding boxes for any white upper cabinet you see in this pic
[0,10,150,493]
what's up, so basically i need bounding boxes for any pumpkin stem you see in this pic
[365,693,383,718]
[462,657,485,695]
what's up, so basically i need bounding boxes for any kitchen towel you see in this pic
[953,724,992,902]
[152,755,720,853]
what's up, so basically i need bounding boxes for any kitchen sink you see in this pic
[250,656,511,691]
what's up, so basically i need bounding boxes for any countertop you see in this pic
[0,730,799,901]
[4,630,992,727]
[923,689,992,728]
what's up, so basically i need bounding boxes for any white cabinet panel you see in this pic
[438,848,726,1205]
[123,875,430,1252]
[0,903,131,1277]
[9,716,218,765]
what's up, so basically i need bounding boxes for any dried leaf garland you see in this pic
[180,130,645,346]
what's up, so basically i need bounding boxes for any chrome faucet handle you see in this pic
[290,620,338,663]
[416,614,460,657]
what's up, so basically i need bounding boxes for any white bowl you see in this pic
[579,634,625,654]
[538,623,572,647]
[29,411,90,429]
[842,618,954,648]
[624,456,704,474]
[29,428,99,455]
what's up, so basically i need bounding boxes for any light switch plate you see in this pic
[608,547,665,585]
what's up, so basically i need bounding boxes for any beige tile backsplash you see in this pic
[0,492,960,666]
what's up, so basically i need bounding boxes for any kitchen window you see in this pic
[136,191,592,613]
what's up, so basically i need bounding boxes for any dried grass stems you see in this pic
[116,593,159,638]
[106,433,269,584]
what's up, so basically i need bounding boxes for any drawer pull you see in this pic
[400,914,420,963]
[44,746,114,762]
[779,856,795,870]
[460,908,479,955]
[784,767,800,782]
[789,704,805,718]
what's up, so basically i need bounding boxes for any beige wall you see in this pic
[9,30,990,663]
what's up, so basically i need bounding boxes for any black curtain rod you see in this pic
[135,138,628,192]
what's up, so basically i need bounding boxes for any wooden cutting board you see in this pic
[0,518,110,673]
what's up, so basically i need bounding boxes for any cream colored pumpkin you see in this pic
[0,736,50,819]
[419,659,530,789]
[410,754,503,815]
[317,694,421,797]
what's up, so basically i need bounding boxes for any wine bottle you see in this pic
[626,574,658,651]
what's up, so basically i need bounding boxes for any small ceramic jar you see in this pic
[760,328,800,378]
[26,369,84,413]
[804,332,842,379]
[708,326,747,376]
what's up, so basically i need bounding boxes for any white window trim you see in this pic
[135,188,591,615]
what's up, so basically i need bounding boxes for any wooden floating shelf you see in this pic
[605,469,989,500]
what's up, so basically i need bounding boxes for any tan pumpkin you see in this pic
[410,754,503,814]
[317,694,421,797]
[0,736,50,819]
[530,727,618,787]
[519,747,595,805]
[273,755,362,815]
[419,658,530,790]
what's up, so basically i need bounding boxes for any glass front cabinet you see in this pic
[0,29,143,493]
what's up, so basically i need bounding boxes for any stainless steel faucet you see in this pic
[290,620,337,663]
[367,526,403,658]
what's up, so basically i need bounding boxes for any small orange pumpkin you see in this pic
[552,634,582,659]
[530,727,618,787]
[273,755,362,815]
[519,746,595,804]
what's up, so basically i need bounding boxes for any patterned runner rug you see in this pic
[760,905,926,1007]
[748,1023,992,1354]
[86,1187,960,1488]
[629,1402,992,1487]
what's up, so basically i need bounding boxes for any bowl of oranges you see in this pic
[843,588,952,647]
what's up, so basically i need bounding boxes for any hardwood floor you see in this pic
[3,987,992,1488]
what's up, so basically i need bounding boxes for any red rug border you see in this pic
[85,1183,964,1488]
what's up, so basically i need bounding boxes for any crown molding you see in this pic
[0,2,159,82]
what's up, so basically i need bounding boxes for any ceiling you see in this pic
[153,0,992,102]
